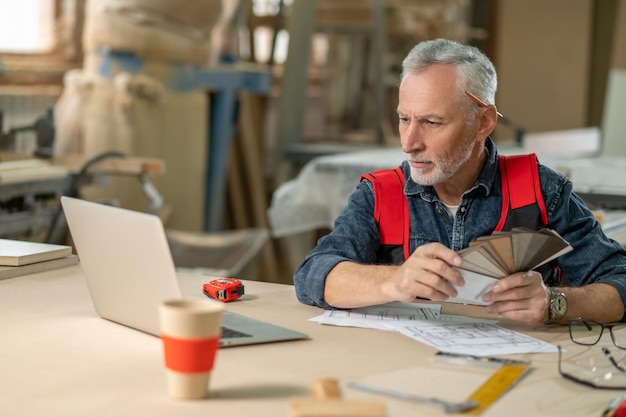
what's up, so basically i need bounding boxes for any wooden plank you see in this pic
[0,158,69,183]
[227,137,249,229]
[52,155,166,176]
[236,92,279,282]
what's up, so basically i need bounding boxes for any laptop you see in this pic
[60,196,308,347]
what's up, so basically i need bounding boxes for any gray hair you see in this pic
[401,38,498,108]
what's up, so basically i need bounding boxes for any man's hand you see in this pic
[482,271,549,327]
[383,242,465,303]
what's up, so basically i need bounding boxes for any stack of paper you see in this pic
[448,228,573,305]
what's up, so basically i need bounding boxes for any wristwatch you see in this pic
[546,287,568,325]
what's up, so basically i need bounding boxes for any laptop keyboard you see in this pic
[221,326,252,339]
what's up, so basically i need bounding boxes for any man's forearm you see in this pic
[324,261,400,309]
[562,283,625,323]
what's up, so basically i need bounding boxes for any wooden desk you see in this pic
[0,265,619,416]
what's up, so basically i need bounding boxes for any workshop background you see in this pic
[1,0,625,284]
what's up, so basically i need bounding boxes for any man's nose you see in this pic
[401,123,423,153]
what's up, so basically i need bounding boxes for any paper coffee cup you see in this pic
[159,297,224,399]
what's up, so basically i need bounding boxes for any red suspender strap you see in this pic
[496,156,510,231]
[496,154,548,231]
[398,167,410,259]
[360,166,410,259]
[530,154,549,224]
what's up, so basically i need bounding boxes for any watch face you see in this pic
[554,294,567,315]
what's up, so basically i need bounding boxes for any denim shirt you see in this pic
[294,138,626,313]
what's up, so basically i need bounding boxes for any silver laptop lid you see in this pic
[61,196,181,336]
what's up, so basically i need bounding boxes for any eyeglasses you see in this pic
[557,318,626,389]
[465,91,504,119]
[603,346,626,372]
[557,345,626,389]
[568,317,626,349]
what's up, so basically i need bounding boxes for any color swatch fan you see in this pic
[458,227,573,278]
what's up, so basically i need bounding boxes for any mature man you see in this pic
[294,38,626,327]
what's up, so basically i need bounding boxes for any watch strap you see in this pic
[546,287,567,325]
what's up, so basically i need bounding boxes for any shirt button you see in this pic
[460,207,466,213]
[437,206,443,214]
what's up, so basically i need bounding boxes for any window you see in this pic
[0,1,82,87]
[0,0,55,53]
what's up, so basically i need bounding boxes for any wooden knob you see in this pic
[311,378,342,399]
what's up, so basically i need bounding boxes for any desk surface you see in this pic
[0,265,620,416]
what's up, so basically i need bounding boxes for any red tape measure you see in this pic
[203,278,244,302]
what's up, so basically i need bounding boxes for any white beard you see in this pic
[408,134,475,186]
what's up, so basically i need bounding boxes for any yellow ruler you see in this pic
[462,363,530,415]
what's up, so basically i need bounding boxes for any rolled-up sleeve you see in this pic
[294,181,381,308]
[543,166,626,319]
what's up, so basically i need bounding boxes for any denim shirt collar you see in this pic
[402,137,499,202]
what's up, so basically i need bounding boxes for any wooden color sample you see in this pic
[291,378,386,417]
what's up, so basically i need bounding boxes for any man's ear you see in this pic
[475,106,498,140]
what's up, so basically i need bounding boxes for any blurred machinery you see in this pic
[0,109,165,242]
[0,109,69,239]
[0,109,268,280]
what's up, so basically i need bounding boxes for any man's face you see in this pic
[397,64,479,186]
